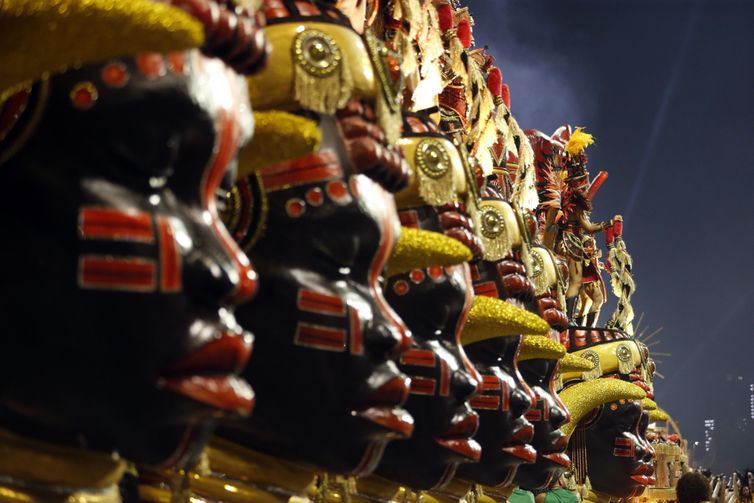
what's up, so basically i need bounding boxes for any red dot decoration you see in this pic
[137,53,167,78]
[102,61,129,88]
[409,269,425,284]
[326,180,351,205]
[167,52,187,75]
[393,280,409,296]
[70,82,98,110]
[427,265,444,280]
[306,187,324,206]
[285,198,306,218]
[610,403,619,411]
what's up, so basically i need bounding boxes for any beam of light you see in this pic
[623,2,702,224]
[660,286,754,395]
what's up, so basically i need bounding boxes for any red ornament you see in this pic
[393,280,410,296]
[427,266,444,280]
[101,62,129,88]
[409,269,425,284]
[285,198,306,218]
[167,52,187,75]
[487,67,503,99]
[305,187,323,206]
[437,4,454,34]
[501,83,511,109]
[137,53,167,78]
[326,180,351,205]
[457,19,472,49]
[70,82,98,110]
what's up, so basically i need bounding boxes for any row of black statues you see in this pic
[0,1,667,502]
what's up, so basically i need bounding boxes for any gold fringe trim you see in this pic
[448,36,467,87]
[530,248,550,298]
[0,0,204,95]
[461,295,550,345]
[416,168,456,207]
[237,110,322,177]
[474,115,498,176]
[478,202,513,262]
[293,55,353,116]
[376,86,402,145]
[509,116,539,212]
[386,227,472,277]
[560,379,646,438]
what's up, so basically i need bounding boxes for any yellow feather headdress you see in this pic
[564,127,594,156]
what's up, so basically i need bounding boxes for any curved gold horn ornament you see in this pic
[0,0,205,100]
[559,352,597,373]
[386,227,473,277]
[649,408,670,423]
[517,334,567,362]
[460,295,550,345]
[560,379,646,438]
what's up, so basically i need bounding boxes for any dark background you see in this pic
[464,0,754,472]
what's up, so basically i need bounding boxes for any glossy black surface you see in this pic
[373,206,481,490]
[583,400,655,498]
[514,359,570,491]
[457,336,536,488]
[220,162,413,475]
[0,51,255,467]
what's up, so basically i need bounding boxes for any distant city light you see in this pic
[704,419,715,452]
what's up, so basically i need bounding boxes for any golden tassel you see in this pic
[449,36,467,86]
[293,30,353,115]
[520,239,535,287]
[580,351,603,381]
[478,206,512,262]
[376,89,402,146]
[474,116,498,177]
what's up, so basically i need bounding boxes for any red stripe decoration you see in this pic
[410,376,436,396]
[398,210,420,229]
[473,281,499,298]
[79,255,156,292]
[470,395,501,410]
[613,438,634,457]
[294,323,346,352]
[400,349,437,368]
[260,151,343,191]
[525,393,543,421]
[468,264,480,281]
[501,380,510,411]
[297,289,346,317]
[349,307,363,355]
[481,375,501,391]
[79,207,154,243]
[439,359,450,396]
[157,217,181,292]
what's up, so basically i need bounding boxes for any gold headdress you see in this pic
[461,296,550,346]
[386,227,472,277]
[649,408,670,423]
[517,335,566,362]
[560,379,646,438]
[0,0,204,99]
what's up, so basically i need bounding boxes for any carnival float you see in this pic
[0,0,688,502]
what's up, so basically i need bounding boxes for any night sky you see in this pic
[464,0,754,471]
